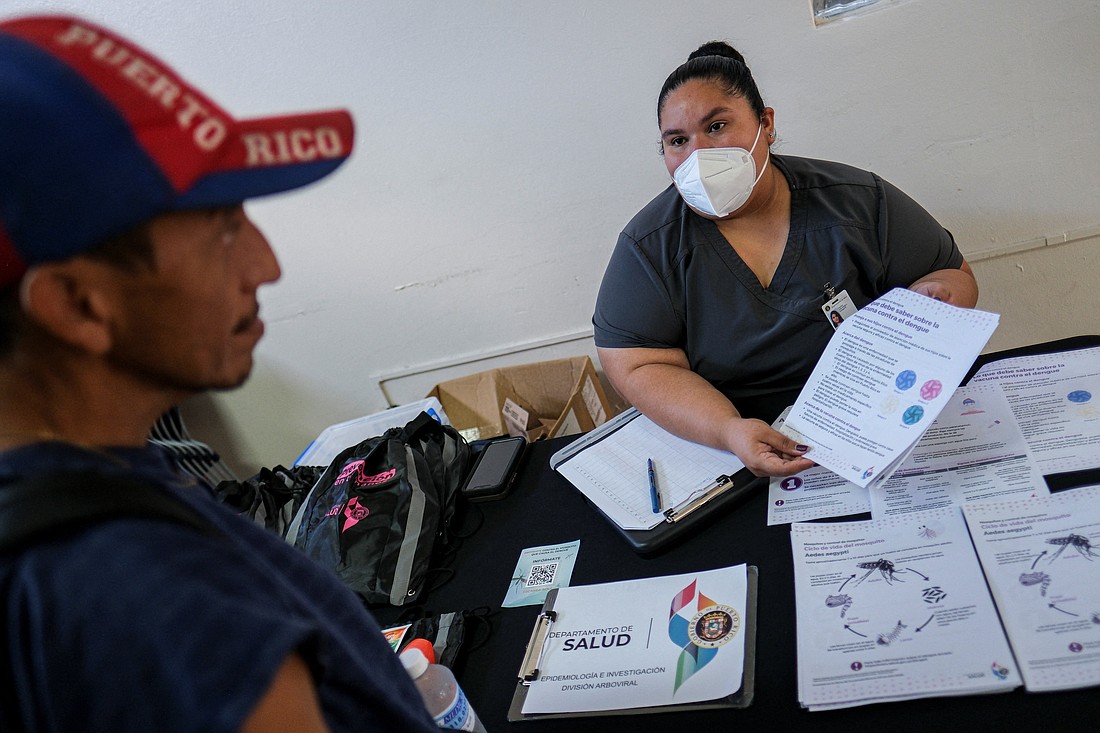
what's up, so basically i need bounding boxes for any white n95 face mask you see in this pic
[672,125,769,218]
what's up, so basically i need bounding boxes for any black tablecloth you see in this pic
[373,437,1096,732]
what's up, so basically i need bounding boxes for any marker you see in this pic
[648,458,661,513]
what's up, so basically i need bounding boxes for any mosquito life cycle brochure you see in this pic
[963,486,1100,692]
[790,506,1020,709]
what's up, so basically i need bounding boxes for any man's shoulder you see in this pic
[2,519,295,731]
[3,512,242,599]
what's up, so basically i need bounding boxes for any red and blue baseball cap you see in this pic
[0,14,355,287]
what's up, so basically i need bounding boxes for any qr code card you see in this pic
[502,539,581,608]
[526,561,559,588]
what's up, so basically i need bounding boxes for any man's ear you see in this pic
[19,263,115,355]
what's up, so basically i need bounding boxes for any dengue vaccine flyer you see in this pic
[768,465,871,525]
[963,487,1100,692]
[869,383,1048,517]
[521,565,748,714]
[791,507,1020,709]
[768,407,871,525]
[780,288,999,488]
[969,346,1100,474]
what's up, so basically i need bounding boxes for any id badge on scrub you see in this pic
[822,289,857,330]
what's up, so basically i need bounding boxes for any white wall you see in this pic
[4,0,1098,474]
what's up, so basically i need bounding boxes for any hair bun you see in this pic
[687,40,746,66]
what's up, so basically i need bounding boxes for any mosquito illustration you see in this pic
[1046,534,1097,562]
[856,558,904,585]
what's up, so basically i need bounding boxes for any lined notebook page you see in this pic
[556,414,744,530]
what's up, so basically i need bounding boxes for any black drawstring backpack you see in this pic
[291,412,470,607]
[213,464,324,537]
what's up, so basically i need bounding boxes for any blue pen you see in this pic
[648,458,661,513]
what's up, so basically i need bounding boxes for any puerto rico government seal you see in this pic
[688,604,740,648]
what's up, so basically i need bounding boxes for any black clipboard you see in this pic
[550,409,764,556]
[508,565,758,721]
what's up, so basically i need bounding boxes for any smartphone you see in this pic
[461,436,526,502]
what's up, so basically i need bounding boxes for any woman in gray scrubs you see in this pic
[593,41,977,477]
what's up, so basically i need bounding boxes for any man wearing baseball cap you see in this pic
[0,15,438,732]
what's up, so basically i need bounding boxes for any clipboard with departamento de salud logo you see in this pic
[550,408,765,556]
[507,564,758,721]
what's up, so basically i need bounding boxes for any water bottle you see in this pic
[400,638,487,732]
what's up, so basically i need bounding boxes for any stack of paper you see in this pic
[792,489,1100,709]
[294,398,449,467]
[779,288,1000,489]
[963,486,1100,692]
[791,506,1020,709]
[768,382,1049,525]
[969,346,1100,475]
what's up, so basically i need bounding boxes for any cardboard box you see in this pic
[426,356,620,442]
[501,395,542,439]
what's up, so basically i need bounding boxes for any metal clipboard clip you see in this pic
[663,474,735,524]
[518,608,557,684]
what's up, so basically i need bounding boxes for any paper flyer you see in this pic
[381,623,412,653]
[502,540,581,608]
[780,288,999,488]
[767,407,870,525]
[791,507,1020,709]
[969,346,1100,474]
[870,383,1048,517]
[963,487,1100,692]
[768,466,871,525]
[521,565,748,714]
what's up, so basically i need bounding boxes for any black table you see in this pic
[374,435,1097,732]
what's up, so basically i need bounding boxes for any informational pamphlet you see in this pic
[768,465,871,525]
[294,397,449,467]
[791,506,1020,710]
[963,486,1100,692]
[868,383,1048,517]
[969,346,1100,475]
[521,565,749,714]
[767,407,870,525]
[779,288,999,488]
[770,385,1045,525]
[502,540,581,608]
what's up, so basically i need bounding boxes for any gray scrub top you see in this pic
[592,154,964,423]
